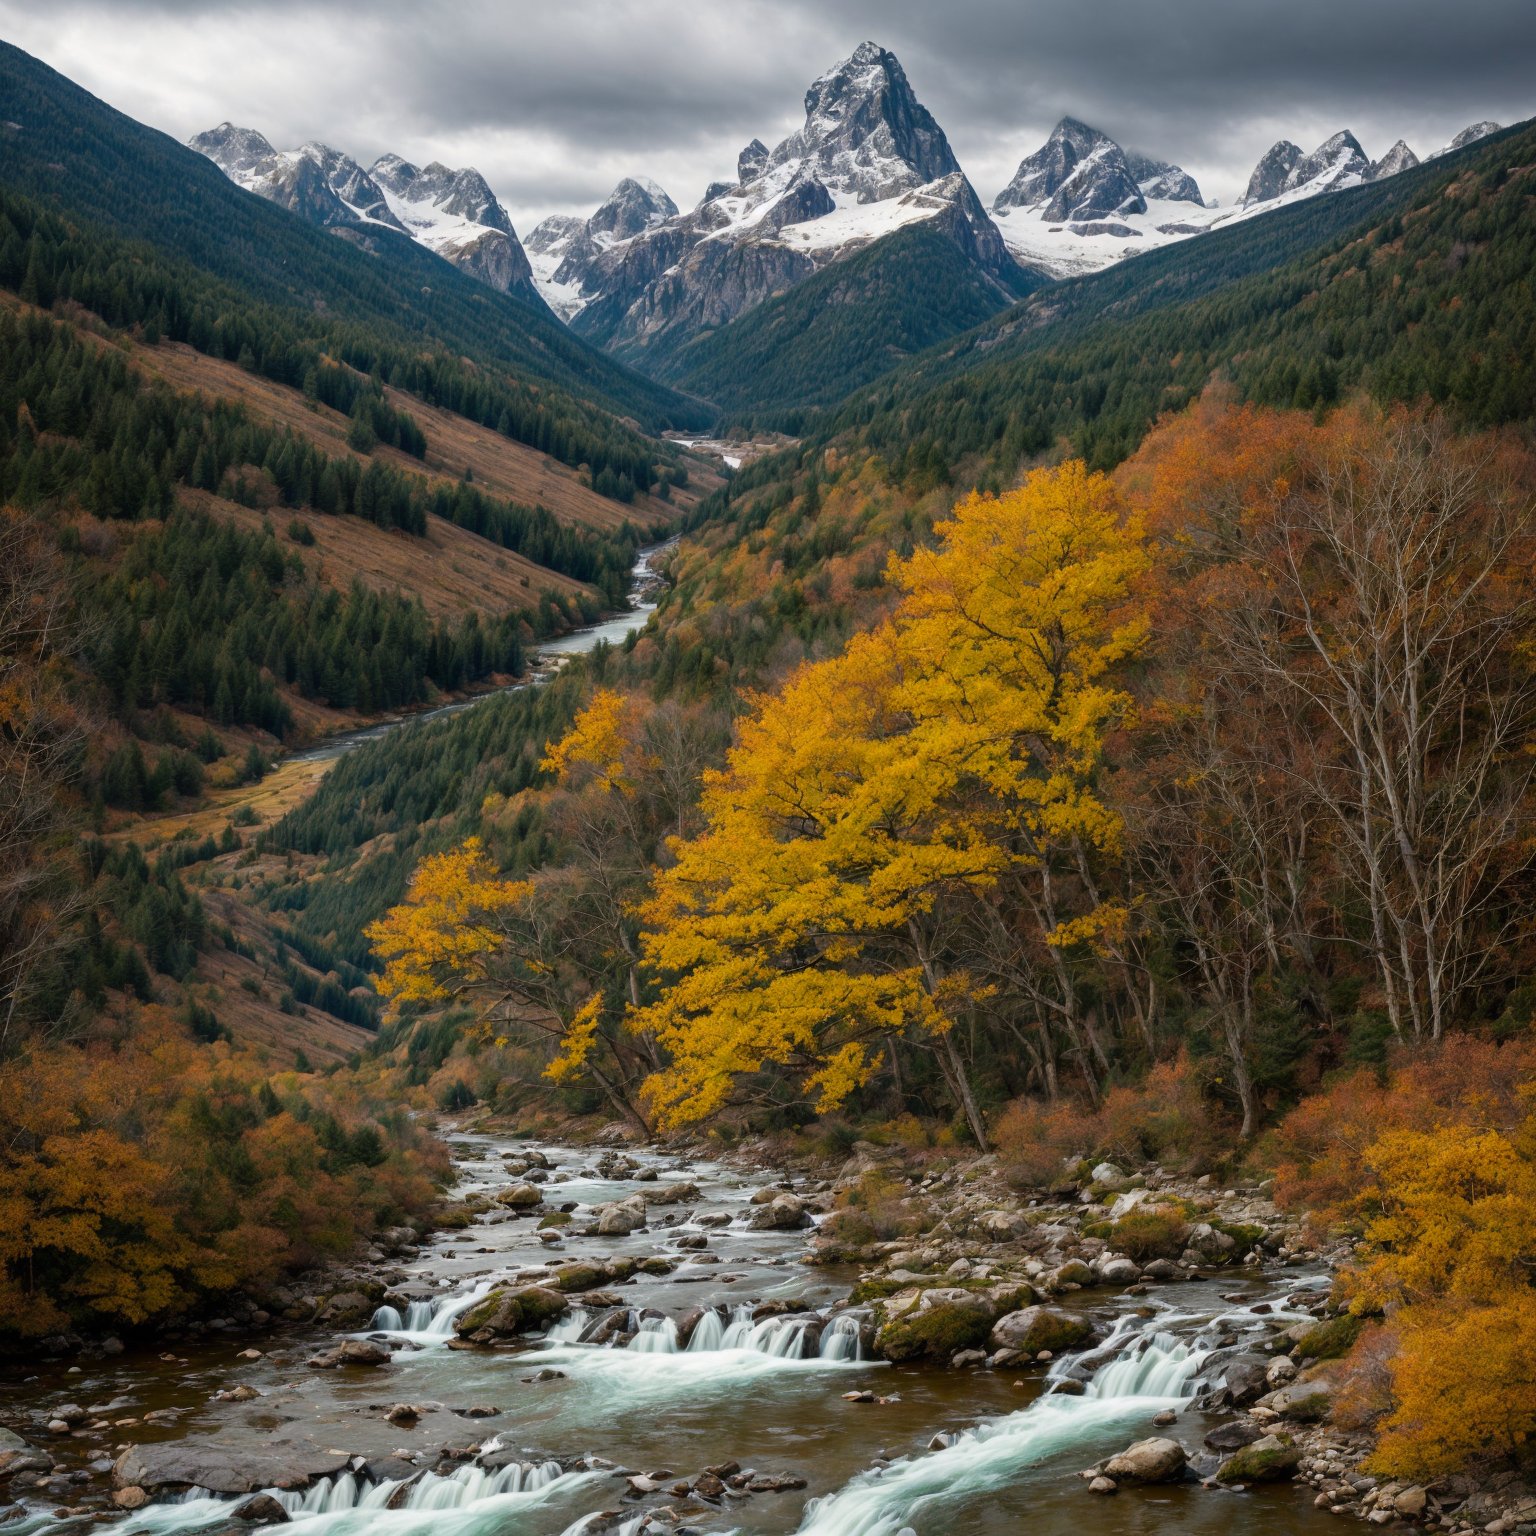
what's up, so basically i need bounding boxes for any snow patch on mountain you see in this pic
[189,125,533,296]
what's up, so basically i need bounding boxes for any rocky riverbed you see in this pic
[1,1126,1528,1536]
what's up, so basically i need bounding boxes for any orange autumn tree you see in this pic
[1345,1103,1536,1475]
[630,462,1149,1142]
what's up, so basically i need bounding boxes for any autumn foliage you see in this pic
[0,1013,446,1338]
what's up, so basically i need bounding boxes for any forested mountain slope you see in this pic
[0,42,711,449]
[655,221,1040,424]
[797,116,1536,474]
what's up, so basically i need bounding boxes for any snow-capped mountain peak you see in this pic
[522,41,1011,352]
[1435,120,1502,157]
[189,122,279,178]
[587,177,679,244]
[765,40,962,203]
[189,125,534,297]
[994,117,1149,223]
[1369,139,1420,181]
[1285,130,1370,194]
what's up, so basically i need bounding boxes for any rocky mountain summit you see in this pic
[1436,119,1502,156]
[993,117,1182,223]
[1242,129,1370,205]
[525,177,678,321]
[990,117,1205,278]
[542,41,1016,360]
[188,124,534,296]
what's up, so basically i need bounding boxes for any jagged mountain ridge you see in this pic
[993,115,1497,281]
[525,178,679,321]
[537,41,1016,365]
[189,124,534,296]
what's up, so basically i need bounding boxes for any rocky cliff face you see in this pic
[995,117,1149,221]
[551,41,1013,360]
[189,125,535,297]
[1368,140,1420,181]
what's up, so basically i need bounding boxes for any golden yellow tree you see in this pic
[1348,1114,1536,1475]
[631,462,1148,1140]
[366,835,650,1129]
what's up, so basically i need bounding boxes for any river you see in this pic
[0,1131,1341,1536]
[290,542,671,766]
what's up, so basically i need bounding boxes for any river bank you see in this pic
[8,1118,1517,1536]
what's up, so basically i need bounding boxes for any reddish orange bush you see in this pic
[1270,1035,1536,1225]
[994,1055,1222,1186]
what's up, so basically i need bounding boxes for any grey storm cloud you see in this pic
[2,0,1533,232]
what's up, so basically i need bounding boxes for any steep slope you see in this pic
[0,41,704,437]
[566,42,1016,367]
[525,178,679,319]
[712,118,1535,497]
[657,220,1040,424]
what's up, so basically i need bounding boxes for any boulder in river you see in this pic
[874,1287,997,1362]
[988,1305,1093,1356]
[232,1493,292,1524]
[595,1195,648,1235]
[452,1284,569,1340]
[307,1339,391,1368]
[1095,1257,1142,1286]
[113,1445,351,1495]
[314,1284,387,1327]
[645,1181,701,1206]
[747,1194,813,1231]
[495,1183,543,1208]
[1204,1418,1264,1451]
[1216,1432,1302,1482]
[1102,1437,1187,1484]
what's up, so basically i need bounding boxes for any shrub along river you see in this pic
[0,1131,1343,1536]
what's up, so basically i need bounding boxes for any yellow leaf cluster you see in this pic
[630,461,1149,1127]
[540,688,633,794]
[1349,1112,1536,1476]
[365,837,532,1011]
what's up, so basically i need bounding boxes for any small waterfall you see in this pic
[273,1461,567,1516]
[367,1284,491,1339]
[629,1316,679,1354]
[547,1308,593,1344]
[819,1314,865,1362]
[99,1461,575,1536]
[685,1308,729,1352]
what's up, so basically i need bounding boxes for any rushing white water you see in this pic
[367,1282,494,1342]
[85,1460,591,1536]
[537,1302,865,1362]
[791,1292,1313,1536]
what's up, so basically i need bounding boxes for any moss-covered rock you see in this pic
[551,1264,606,1294]
[1210,1221,1266,1254]
[1293,1315,1363,1361]
[1084,1206,1191,1261]
[875,1301,993,1362]
[453,1284,568,1340]
[1216,1434,1301,1482]
[536,1211,573,1230]
[988,1305,1094,1355]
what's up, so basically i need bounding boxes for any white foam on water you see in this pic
[790,1286,1324,1536]
[79,1460,592,1536]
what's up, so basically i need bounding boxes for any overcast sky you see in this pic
[3,0,1533,232]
